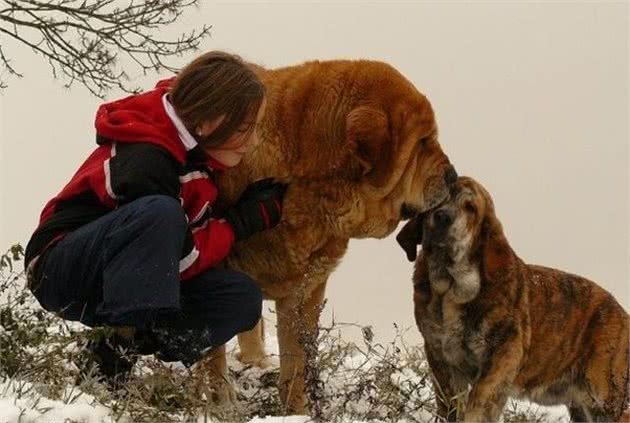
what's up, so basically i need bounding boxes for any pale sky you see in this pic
[1,1,628,343]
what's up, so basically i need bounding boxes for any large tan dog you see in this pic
[211,59,456,412]
[397,177,629,422]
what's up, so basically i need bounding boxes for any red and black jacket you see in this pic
[25,78,236,281]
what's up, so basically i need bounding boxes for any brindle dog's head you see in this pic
[422,177,493,257]
[397,177,514,282]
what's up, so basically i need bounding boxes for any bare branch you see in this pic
[0,0,212,97]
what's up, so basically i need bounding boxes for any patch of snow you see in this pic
[0,381,114,423]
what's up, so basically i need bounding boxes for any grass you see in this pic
[0,245,563,422]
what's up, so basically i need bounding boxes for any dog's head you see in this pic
[423,177,491,255]
[397,177,513,281]
[345,62,457,237]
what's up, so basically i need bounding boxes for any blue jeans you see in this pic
[30,195,262,364]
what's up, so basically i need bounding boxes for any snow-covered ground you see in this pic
[0,366,569,423]
[0,378,571,423]
[0,381,308,423]
[0,256,570,422]
[0,332,570,423]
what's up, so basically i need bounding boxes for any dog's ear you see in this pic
[346,106,392,187]
[396,215,423,262]
[479,213,514,282]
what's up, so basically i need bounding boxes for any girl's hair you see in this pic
[169,51,265,149]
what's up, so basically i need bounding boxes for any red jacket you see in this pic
[26,78,235,280]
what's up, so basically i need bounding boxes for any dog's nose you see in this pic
[434,209,452,227]
[444,165,458,185]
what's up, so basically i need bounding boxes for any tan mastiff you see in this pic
[214,59,456,413]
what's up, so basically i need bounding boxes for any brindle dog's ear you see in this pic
[396,215,423,262]
[479,214,514,282]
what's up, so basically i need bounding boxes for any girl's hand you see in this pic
[239,178,286,202]
[224,180,287,241]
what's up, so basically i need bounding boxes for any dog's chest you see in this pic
[422,295,482,378]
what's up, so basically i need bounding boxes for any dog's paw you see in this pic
[235,350,272,369]
[207,377,236,405]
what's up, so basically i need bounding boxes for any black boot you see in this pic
[77,332,138,389]
[150,325,214,367]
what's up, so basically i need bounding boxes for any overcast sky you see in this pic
[1,1,627,342]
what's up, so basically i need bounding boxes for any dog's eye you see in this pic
[419,137,429,148]
[464,201,477,214]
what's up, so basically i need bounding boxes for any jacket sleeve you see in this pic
[179,219,235,280]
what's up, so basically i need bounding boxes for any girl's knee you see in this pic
[133,195,187,230]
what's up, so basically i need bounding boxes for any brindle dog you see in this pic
[397,176,629,422]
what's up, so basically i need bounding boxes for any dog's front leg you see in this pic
[464,332,522,422]
[425,345,462,421]
[237,319,271,368]
[275,281,327,415]
[197,344,236,405]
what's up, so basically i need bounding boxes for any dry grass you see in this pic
[0,245,562,422]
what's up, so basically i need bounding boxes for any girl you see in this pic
[24,51,285,386]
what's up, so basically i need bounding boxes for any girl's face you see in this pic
[197,99,267,167]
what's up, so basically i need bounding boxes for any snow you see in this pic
[0,378,312,423]
[0,381,112,423]
[0,335,571,423]
[0,269,570,423]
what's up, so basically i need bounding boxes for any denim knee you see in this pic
[131,195,187,232]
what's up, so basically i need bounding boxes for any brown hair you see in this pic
[169,51,265,148]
